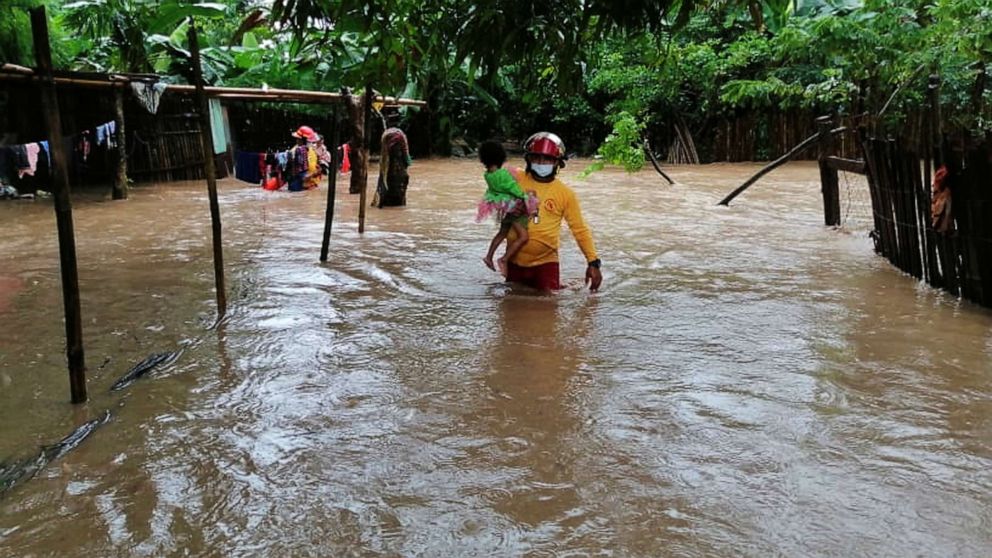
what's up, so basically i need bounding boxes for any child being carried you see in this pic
[475,141,539,275]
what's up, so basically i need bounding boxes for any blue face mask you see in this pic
[531,163,554,178]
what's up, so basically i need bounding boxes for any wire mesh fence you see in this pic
[838,169,874,232]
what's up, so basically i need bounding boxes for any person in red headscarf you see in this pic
[288,126,317,192]
[503,132,602,292]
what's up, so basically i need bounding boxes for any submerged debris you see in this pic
[0,410,111,496]
[109,350,182,391]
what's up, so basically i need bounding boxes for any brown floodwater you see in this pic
[0,159,990,556]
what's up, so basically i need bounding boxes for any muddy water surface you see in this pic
[0,160,990,556]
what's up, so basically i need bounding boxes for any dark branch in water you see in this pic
[644,139,675,185]
[717,126,848,206]
[110,350,183,391]
[0,410,111,496]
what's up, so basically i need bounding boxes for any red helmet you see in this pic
[524,132,566,161]
[292,125,317,141]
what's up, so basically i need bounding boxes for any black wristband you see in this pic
[588,259,601,269]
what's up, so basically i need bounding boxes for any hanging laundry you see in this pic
[339,143,351,174]
[95,124,106,147]
[39,141,49,168]
[76,132,91,163]
[17,143,40,178]
[106,121,117,148]
[234,151,262,184]
[130,81,168,114]
[94,121,117,148]
[11,144,29,170]
[208,99,227,154]
[0,148,13,184]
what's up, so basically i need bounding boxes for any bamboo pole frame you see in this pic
[0,65,427,107]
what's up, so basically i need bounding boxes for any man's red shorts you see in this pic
[506,261,561,291]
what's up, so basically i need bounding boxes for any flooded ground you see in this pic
[0,159,990,556]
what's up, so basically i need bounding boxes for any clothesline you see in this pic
[0,64,428,107]
[0,118,117,184]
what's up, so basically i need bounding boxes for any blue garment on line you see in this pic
[234,151,261,184]
[95,121,116,148]
[39,141,49,167]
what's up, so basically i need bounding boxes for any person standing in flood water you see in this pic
[287,126,316,192]
[476,141,539,275]
[373,127,411,207]
[505,132,602,292]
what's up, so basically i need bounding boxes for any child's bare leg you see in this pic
[498,221,529,275]
[483,230,507,271]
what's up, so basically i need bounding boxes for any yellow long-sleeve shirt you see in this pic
[508,171,598,267]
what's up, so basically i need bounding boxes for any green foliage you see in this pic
[6,0,989,157]
[579,111,646,177]
[0,0,44,65]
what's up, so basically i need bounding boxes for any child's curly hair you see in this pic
[479,141,507,168]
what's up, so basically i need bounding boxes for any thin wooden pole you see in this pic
[345,88,364,194]
[717,128,844,206]
[928,74,944,168]
[113,89,128,200]
[320,108,340,262]
[358,84,372,234]
[817,115,841,226]
[30,6,87,404]
[188,21,227,318]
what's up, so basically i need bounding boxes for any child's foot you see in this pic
[482,256,496,272]
[497,257,508,277]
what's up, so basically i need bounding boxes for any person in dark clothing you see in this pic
[373,127,411,208]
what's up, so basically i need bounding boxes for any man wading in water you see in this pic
[504,132,602,292]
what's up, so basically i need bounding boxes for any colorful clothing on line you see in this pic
[234,150,263,184]
[130,82,168,114]
[18,143,40,178]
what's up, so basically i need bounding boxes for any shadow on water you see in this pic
[475,292,604,548]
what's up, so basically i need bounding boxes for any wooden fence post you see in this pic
[30,6,87,403]
[817,115,841,226]
[358,84,372,234]
[320,107,340,262]
[345,88,365,195]
[113,89,128,200]
[188,21,227,318]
